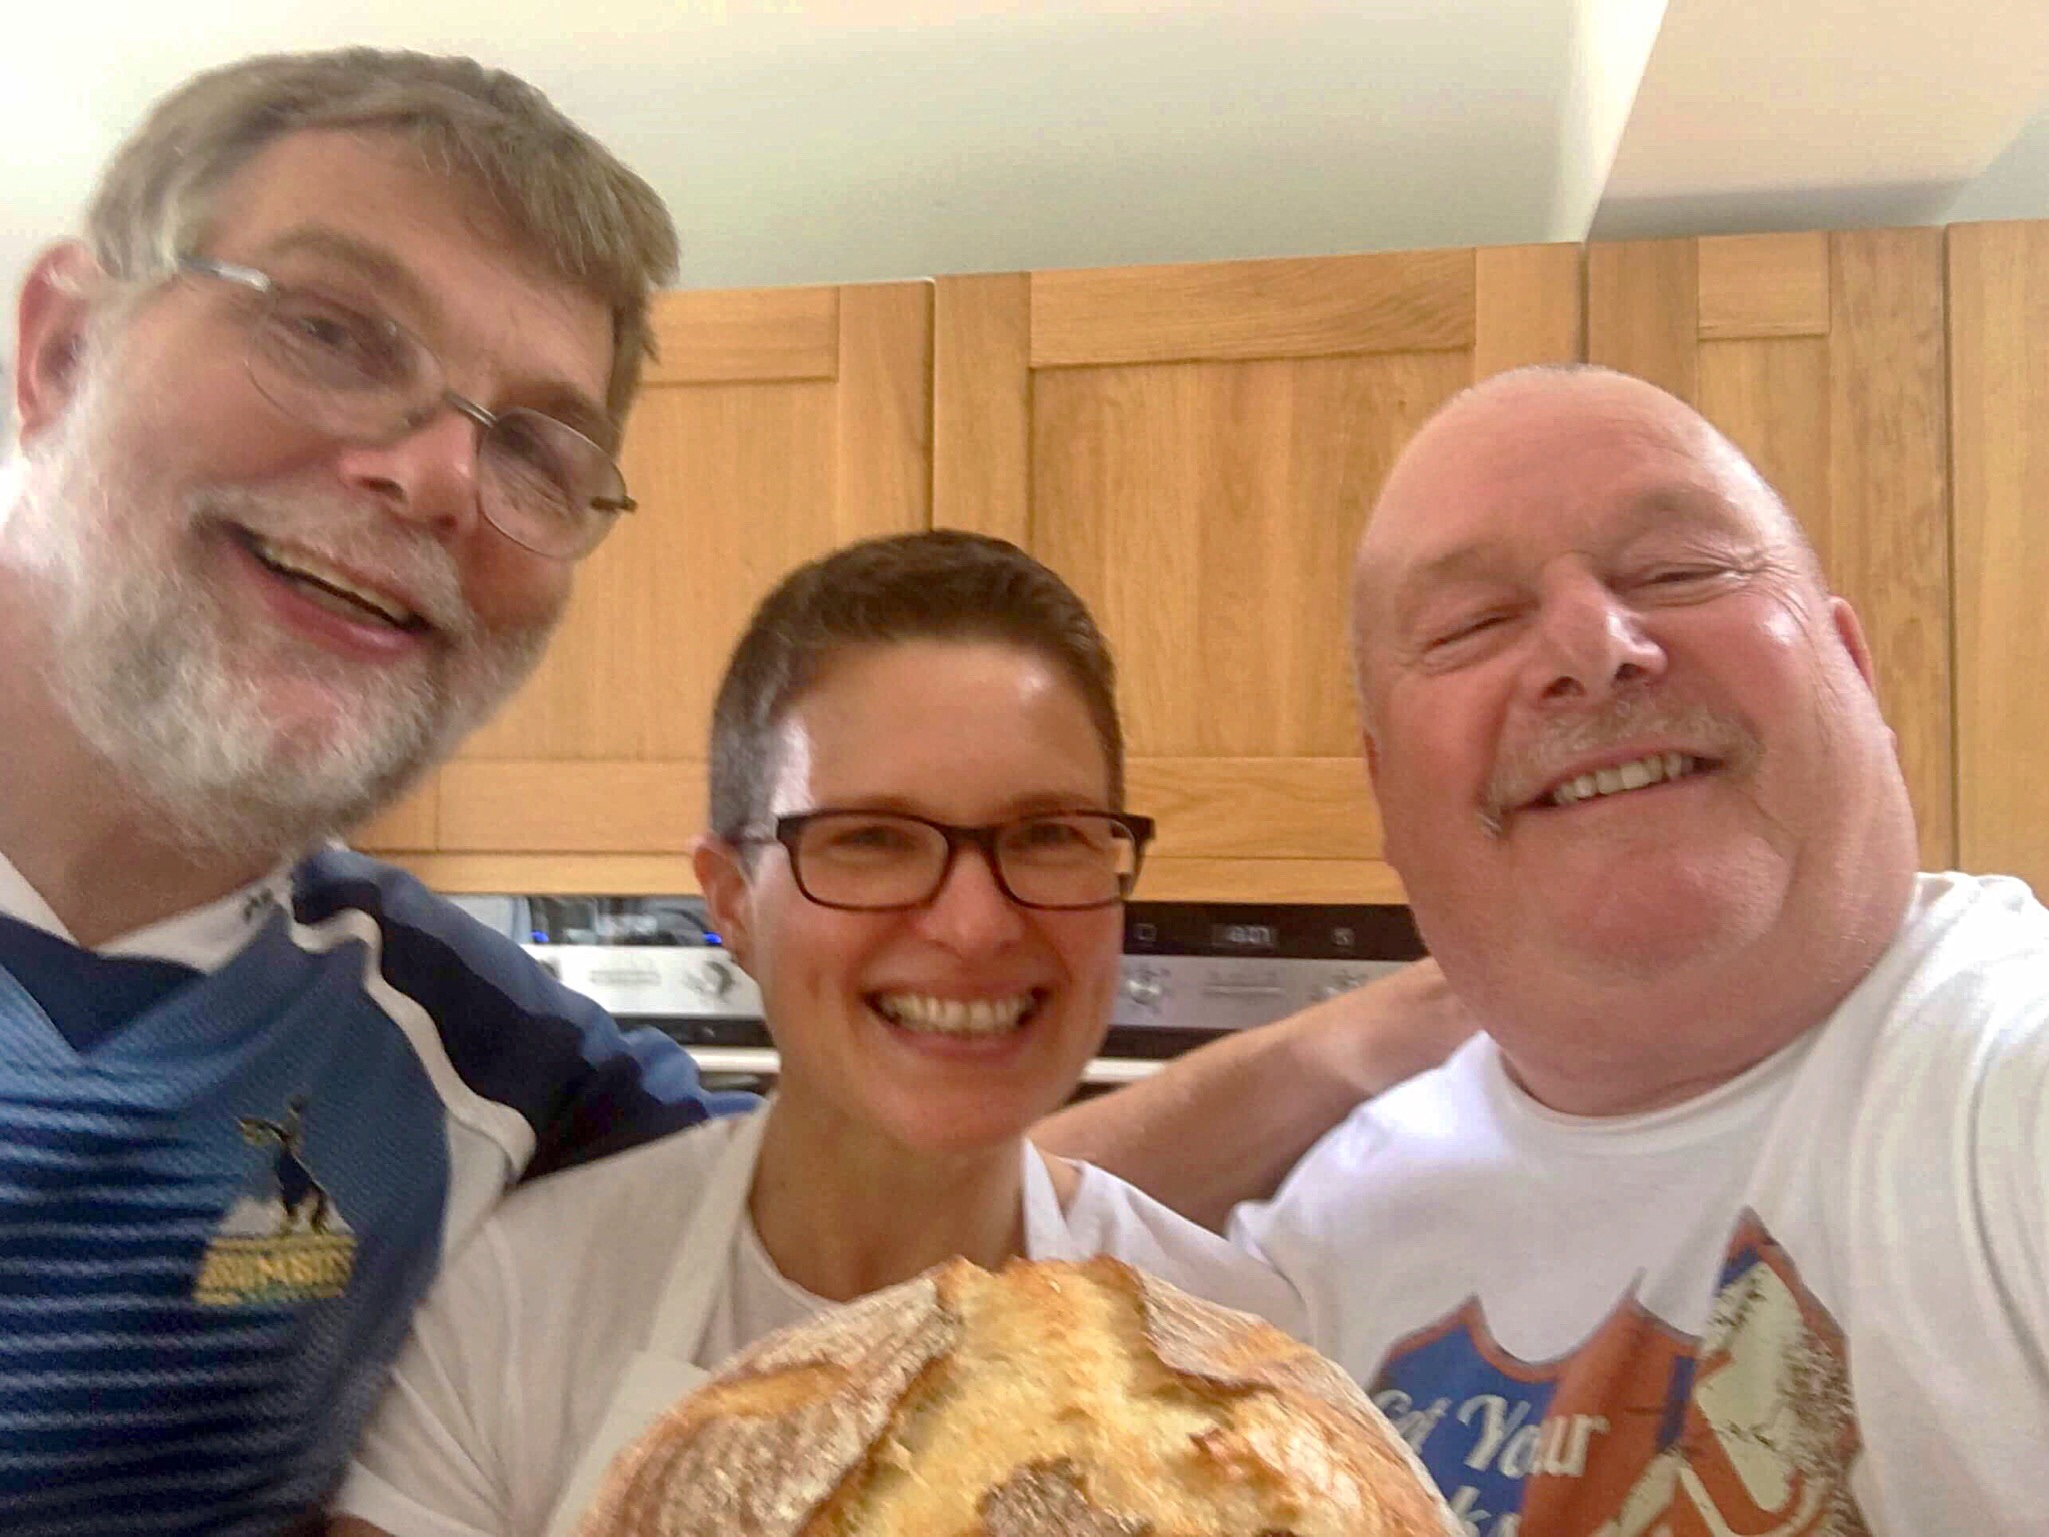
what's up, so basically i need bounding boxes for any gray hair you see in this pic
[83,48,678,422]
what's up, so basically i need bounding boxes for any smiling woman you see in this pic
[330,531,1307,1537]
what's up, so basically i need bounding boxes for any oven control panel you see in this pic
[1113,955,1411,1029]
[519,943,764,1020]
[446,894,1425,1076]
[1107,901,1424,1049]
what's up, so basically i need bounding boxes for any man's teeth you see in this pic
[250,535,418,627]
[1550,752,1698,807]
[875,993,1036,1036]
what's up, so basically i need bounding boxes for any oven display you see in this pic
[1209,922,1280,953]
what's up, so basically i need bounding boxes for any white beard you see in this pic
[1,353,552,859]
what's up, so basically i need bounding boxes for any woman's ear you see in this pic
[693,835,756,969]
[15,244,104,445]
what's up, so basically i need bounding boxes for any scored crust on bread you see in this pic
[577,1256,1457,1537]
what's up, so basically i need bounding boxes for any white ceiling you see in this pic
[3,0,2047,382]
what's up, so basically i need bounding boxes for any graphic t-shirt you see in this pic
[1232,872,2049,1534]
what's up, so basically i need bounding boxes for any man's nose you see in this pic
[915,842,1029,953]
[1524,570,1667,705]
[330,405,484,542]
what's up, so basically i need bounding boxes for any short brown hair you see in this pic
[708,531,1124,842]
[84,48,677,422]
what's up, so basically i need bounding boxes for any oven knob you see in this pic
[1123,972,1165,1008]
[692,959,738,1000]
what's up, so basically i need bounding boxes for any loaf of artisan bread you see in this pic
[576,1255,1456,1537]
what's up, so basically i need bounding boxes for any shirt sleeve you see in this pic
[329,1221,526,1537]
[1055,1160,1310,1339]
[292,848,759,1184]
[519,999,759,1181]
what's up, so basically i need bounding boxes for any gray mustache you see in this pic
[1483,698,1756,821]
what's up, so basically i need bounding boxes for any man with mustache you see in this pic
[1206,366,2048,1531]
[0,50,751,1532]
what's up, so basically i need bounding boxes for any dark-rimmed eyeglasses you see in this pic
[179,257,633,561]
[744,810,1156,912]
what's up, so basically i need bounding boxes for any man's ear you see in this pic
[14,244,104,445]
[692,835,756,970]
[1828,596,1881,694]
[1360,726,1383,788]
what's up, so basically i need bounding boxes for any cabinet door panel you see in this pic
[1031,249,1475,367]
[400,282,931,876]
[348,777,438,854]
[940,244,1581,901]
[459,379,839,765]
[1034,350,1470,760]
[1950,221,2049,896]
[434,760,707,853]
[1590,229,1953,871]
[455,283,929,772]
[1697,232,1831,339]
[1126,759,1384,860]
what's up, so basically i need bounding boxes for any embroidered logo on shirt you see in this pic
[193,1096,357,1307]
[1371,1210,1868,1536]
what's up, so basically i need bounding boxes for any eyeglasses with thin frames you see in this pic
[744,809,1156,912]
[179,257,634,561]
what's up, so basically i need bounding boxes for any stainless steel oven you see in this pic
[1109,900,1424,1058]
[446,894,1423,1096]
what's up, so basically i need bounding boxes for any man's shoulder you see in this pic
[1863,871,2049,1034]
[1912,869,2049,951]
[290,845,519,967]
[1336,1033,1495,1146]
[288,846,750,1179]
[1806,871,2049,1132]
[1262,1035,1496,1209]
[287,845,606,1048]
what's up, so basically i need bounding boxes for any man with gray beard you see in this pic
[0,50,749,1534]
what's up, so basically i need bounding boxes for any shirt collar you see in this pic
[0,845,294,973]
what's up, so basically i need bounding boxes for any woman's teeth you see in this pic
[874,993,1036,1036]
[1549,751,1699,807]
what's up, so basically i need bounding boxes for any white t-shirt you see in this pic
[337,1112,1303,1537]
[1231,871,2049,1535]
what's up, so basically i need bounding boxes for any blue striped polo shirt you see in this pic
[0,845,751,1534]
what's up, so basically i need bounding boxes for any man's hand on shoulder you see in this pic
[1288,957,1474,1108]
[1036,958,1476,1230]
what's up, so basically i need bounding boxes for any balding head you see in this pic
[1347,364,1917,1115]
[1353,366,1818,722]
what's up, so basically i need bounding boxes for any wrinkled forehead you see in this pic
[1355,378,1785,617]
[201,130,617,422]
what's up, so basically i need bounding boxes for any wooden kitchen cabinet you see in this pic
[359,223,2046,902]
[932,245,1583,902]
[1588,229,1956,871]
[1949,221,2049,899]
[355,281,934,892]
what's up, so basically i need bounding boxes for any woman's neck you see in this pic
[748,1090,1029,1303]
